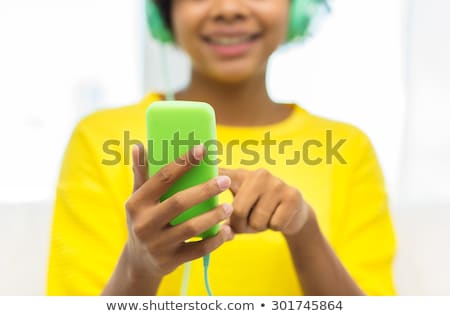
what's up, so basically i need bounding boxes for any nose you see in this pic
[210,0,249,23]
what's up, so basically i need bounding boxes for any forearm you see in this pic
[284,207,364,296]
[102,244,162,296]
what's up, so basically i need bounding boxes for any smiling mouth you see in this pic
[202,33,261,46]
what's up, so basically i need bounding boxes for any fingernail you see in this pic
[193,144,204,160]
[216,176,231,191]
[223,203,233,216]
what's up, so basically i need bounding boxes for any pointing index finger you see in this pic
[219,168,245,194]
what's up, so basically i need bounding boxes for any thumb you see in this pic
[132,144,149,192]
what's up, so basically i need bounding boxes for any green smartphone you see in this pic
[146,101,219,239]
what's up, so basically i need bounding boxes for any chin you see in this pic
[213,72,254,84]
[205,63,265,85]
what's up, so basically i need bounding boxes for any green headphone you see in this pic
[146,0,330,44]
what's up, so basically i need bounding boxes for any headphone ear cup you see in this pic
[146,0,174,43]
[287,0,330,42]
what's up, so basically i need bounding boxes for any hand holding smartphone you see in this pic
[146,101,220,239]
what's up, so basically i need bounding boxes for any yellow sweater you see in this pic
[47,92,396,295]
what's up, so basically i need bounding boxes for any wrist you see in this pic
[283,208,330,279]
[124,241,163,282]
[102,243,162,296]
[283,206,323,249]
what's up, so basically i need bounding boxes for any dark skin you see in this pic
[175,68,292,127]
[103,145,235,295]
[103,0,364,295]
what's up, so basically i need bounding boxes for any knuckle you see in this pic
[181,222,198,238]
[249,217,266,231]
[284,187,301,203]
[156,167,174,184]
[233,168,248,183]
[168,196,183,212]
[125,198,137,212]
[232,207,247,219]
[203,235,225,255]
[132,221,148,240]
[175,155,190,167]
[195,242,212,257]
[269,215,287,231]
[255,168,269,178]
[270,220,285,231]
[273,178,285,192]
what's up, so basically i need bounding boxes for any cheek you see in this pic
[171,4,201,47]
[256,0,290,44]
[171,17,191,47]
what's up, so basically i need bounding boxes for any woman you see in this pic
[47,0,396,295]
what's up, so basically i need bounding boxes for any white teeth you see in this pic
[210,36,251,45]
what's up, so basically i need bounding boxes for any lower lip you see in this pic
[205,38,258,58]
